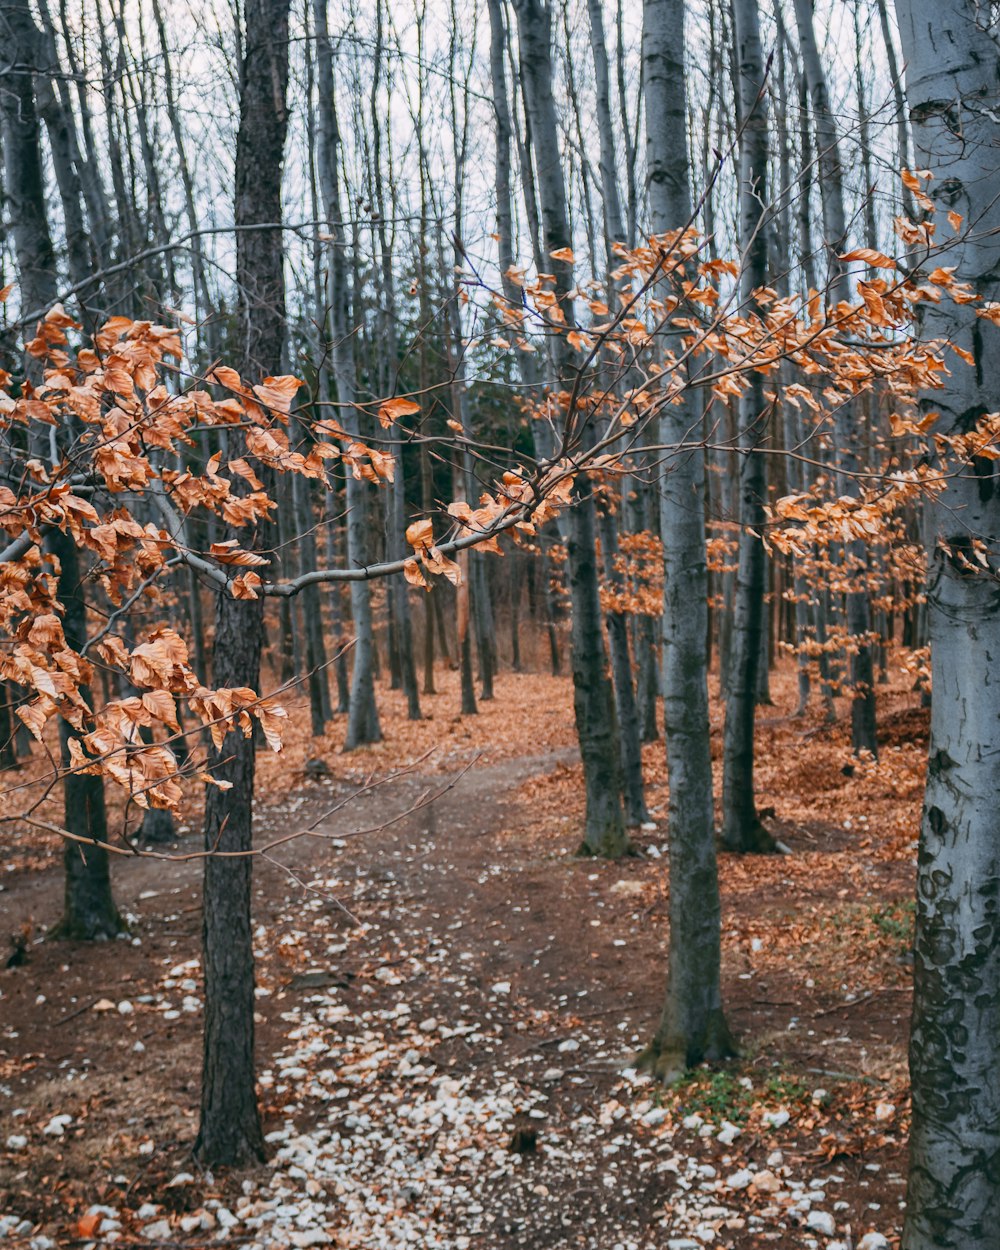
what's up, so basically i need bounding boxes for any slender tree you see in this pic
[720,0,776,854]
[195,0,292,1168]
[510,0,628,858]
[791,0,878,757]
[314,0,382,747]
[637,0,734,1078]
[1,0,124,940]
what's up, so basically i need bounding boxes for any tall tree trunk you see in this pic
[0,0,60,330]
[511,0,627,858]
[720,0,776,854]
[1,0,123,939]
[370,0,421,722]
[893,1,1000,1241]
[771,4,811,716]
[149,0,215,345]
[791,0,878,757]
[314,0,381,747]
[638,0,734,1079]
[586,0,647,825]
[195,0,291,1169]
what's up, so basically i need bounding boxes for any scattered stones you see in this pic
[141,1219,173,1240]
[41,1114,72,1137]
[726,1168,754,1191]
[805,1210,837,1236]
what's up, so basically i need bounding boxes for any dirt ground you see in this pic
[0,664,923,1248]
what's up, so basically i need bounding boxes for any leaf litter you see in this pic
[0,665,922,1247]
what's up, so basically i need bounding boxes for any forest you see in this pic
[0,0,997,1245]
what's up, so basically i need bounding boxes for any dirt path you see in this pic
[1,735,911,1248]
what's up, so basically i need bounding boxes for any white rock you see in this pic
[166,1172,194,1187]
[806,1210,836,1236]
[490,982,511,995]
[557,1038,579,1053]
[716,1120,741,1145]
[41,1114,72,1137]
[117,1001,134,1015]
[141,1219,173,1240]
[682,1113,704,1130]
[5,1135,27,1151]
[763,1108,790,1128]
[542,1068,564,1082]
[858,1236,890,1250]
[288,1232,330,1248]
[643,1108,668,1128]
[874,1102,896,1123]
[726,1168,753,1191]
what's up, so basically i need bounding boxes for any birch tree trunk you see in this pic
[892,1,1000,1241]
[638,0,734,1079]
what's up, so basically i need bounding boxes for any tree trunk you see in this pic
[637,0,734,1079]
[314,0,381,748]
[791,0,878,757]
[720,0,776,854]
[195,0,291,1169]
[47,532,124,941]
[598,506,648,826]
[1,4,123,940]
[893,1,1000,1241]
[0,0,59,331]
[511,0,627,858]
[370,0,421,722]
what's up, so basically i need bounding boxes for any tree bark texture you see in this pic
[511,0,627,858]
[638,0,733,1078]
[721,0,776,854]
[893,2,1000,1242]
[195,0,291,1169]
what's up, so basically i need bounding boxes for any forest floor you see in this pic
[0,660,926,1249]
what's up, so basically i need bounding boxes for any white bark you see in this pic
[893,2,1000,1243]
